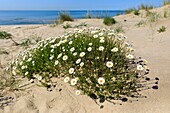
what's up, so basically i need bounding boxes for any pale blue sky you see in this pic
[0,0,163,10]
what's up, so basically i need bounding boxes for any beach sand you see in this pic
[0,5,170,113]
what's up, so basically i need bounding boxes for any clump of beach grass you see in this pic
[138,4,154,10]
[146,11,160,22]
[114,24,124,33]
[8,27,157,105]
[163,0,170,6]
[136,20,146,27]
[0,31,19,46]
[157,26,166,33]
[103,17,117,26]
[59,12,74,23]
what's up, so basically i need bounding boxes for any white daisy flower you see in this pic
[88,43,92,46]
[87,47,92,52]
[75,77,79,81]
[25,72,29,76]
[75,90,81,95]
[73,52,77,56]
[32,61,35,66]
[78,30,83,33]
[70,79,77,86]
[22,65,27,69]
[54,60,59,65]
[63,55,68,61]
[27,58,32,62]
[70,47,75,52]
[126,54,134,59]
[91,30,97,34]
[108,32,115,36]
[111,77,116,81]
[49,55,54,60]
[69,41,73,45]
[57,53,62,59]
[98,77,105,85]
[99,32,104,36]
[137,65,144,71]
[19,61,23,65]
[12,70,16,75]
[76,58,81,64]
[93,35,98,38]
[80,52,85,57]
[80,62,84,67]
[37,76,43,81]
[29,79,34,83]
[99,46,104,51]
[64,77,70,83]
[69,68,75,74]
[50,49,54,53]
[99,39,105,43]
[111,47,118,52]
[106,61,113,68]
[99,37,104,40]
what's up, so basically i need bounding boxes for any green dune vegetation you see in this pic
[8,28,154,104]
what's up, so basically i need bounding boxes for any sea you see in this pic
[0,10,125,25]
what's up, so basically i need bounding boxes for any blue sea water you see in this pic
[0,10,125,25]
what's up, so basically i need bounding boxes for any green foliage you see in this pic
[63,23,72,29]
[0,31,19,46]
[10,28,150,102]
[163,10,170,18]
[134,10,140,16]
[163,0,170,6]
[74,22,88,28]
[125,8,136,14]
[63,22,88,29]
[103,17,117,26]
[59,12,73,23]
[0,31,12,39]
[138,4,154,10]
[157,26,166,33]
[146,11,160,22]
[114,24,124,33]
[136,20,146,27]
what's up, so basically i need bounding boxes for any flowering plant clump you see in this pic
[9,27,151,103]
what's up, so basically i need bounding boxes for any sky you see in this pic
[0,0,163,10]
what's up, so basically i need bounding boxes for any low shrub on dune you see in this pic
[9,28,156,104]
[103,17,117,26]
[59,12,74,23]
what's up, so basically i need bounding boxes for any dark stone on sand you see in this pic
[145,77,150,81]
[155,77,159,80]
[152,86,158,89]
[100,105,104,109]
[121,98,128,102]
[59,89,62,92]
[99,98,105,103]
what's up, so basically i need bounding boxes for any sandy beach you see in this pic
[0,5,170,113]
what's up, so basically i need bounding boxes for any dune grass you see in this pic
[0,31,19,46]
[157,26,166,33]
[138,4,154,10]
[103,17,117,26]
[59,12,74,23]
[163,0,170,5]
